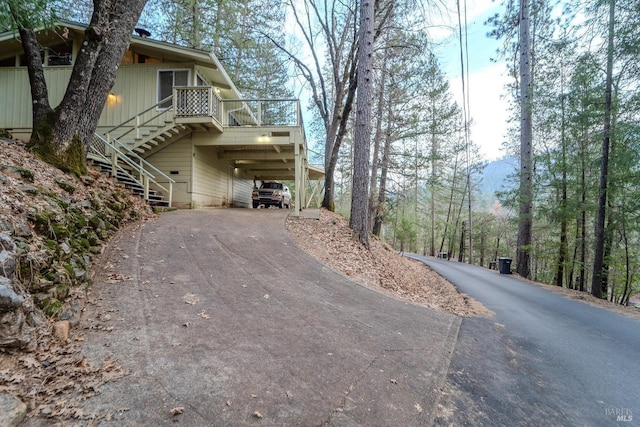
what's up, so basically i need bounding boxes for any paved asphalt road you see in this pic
[407,254,640,427]
[34,209,462,426]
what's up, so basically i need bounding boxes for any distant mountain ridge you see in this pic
[475,156,517,207]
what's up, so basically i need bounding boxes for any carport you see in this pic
[194,124,324,216]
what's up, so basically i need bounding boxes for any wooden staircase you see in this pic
[89,157,170,207]
[88,96,184,207]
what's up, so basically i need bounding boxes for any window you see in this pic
[0,56,16,67]
[47,43,73,66]
[158,70,189,108]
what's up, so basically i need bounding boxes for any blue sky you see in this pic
[432,0,512,161]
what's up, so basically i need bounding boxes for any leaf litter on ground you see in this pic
[286,209,492,317]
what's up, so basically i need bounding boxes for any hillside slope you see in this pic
[1,137,487,422]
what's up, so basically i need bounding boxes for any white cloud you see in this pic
[434,0,511,161]
[449,63,512,161]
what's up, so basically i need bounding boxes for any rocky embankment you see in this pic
[1,137,153,422]
[1,138,151,350]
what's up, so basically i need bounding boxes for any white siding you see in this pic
[0,63,195,131]
[146,137,193,209]
[192,145,232,208]
[232,172,253,208]
[0,67,73,129]
[98,63,193,128]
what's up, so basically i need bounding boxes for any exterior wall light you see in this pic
[107,93,118,105]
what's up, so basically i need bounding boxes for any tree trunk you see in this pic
[439,152,461,253]
[621,216,631,305]
[516,0,533,279]
[453,180,468,263]
[555,91,568,287]
[372,100,392,237]
[21,0,147,174]
[349,0,374,247]
[430,120,438,257]
[592,0,615,299]
[322,69,357,210]
[568,220,578,290]
[458,221,465,263]
[369,34,389,230]
[17,28,52,127]
[372,127,391,236]
[579,187,587,292]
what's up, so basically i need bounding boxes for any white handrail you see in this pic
[90,133,174,206]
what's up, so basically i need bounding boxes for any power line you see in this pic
[456,0,473,264]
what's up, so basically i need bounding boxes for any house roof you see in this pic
[0,20,243,100]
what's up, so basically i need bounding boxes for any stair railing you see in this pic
[104,95,174,144]
[110,136,175,207]
[89,133,174,207]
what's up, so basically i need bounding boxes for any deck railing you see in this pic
[174,86,221,122]
[220,99,301,127]
[172,87,301,128]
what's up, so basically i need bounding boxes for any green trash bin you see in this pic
[498,257,512,274]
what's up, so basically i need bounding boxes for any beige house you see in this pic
[0,21,323,213]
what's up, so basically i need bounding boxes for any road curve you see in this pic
[42,209,461,426]
[407,254,640,426]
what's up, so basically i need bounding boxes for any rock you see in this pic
[0,233,17,277]
[0,219,33,238]
[0,165,32,182]
[59,241,72,255]
[20,185,38,195]
[74,267,86,280]
[58,303,82,327]
[0,309,32,349]
[55,177,75,193]
[52,320,69,342]
[28,249,53,268]
[0,278,25,310]
[13,220,33,238]
[0,394,27,427]
[0,218,12,233]
[30,277,55,293]
[58,310,73,321]
[0,276,34,352]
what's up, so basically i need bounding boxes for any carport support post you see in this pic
[302,168,308,209]
[294,141,301,217]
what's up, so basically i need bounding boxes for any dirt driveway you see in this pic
[52,209,460,425]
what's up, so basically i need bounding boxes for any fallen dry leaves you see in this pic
[0,138,151,422]
[286,209,491,317]
[0,333,127,421]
